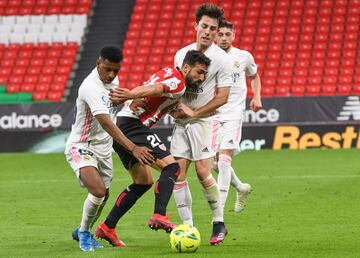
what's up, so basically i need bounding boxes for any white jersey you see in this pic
[174,43,232,123]
[217,47,257,121]
[65,68,119,158]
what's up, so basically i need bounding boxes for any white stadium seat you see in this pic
[16,15,30,25]
[41,24,56,33]
[27,24,41,34]
[12,24,27,34]
[38,32,53,43]
[30,15,44,24]
[53,32,67,43]
[44,15,59,24]
[59,14,73,25]
[56,24,70,33]
[24,33,38,43]
[9,33,24,44]
[72,14,87,27]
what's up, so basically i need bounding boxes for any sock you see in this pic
[217,154,232,209]
[173,181,193,225]
[230,167,244,191]
[200,174,223,223]
[89,190,109,229]
[154,163,180,215]
[104,184,151,229]
[80,193,104,232]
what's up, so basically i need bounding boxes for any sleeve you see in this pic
[244,52,258,76]
[79,83,110,116]
[160,73,185,99]
[216,54,233,88]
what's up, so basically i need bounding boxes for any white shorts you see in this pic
[216,120,243,155]
[170,120,219,161]
[65,145,113,188]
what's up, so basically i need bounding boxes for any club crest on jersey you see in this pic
[161,77,181,90]
[234,60,240,68]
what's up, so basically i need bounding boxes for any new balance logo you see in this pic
[202,147,209,152]
[337,96,360,121]
[228,139,234,144]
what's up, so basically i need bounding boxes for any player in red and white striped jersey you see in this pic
[95,50,211,246]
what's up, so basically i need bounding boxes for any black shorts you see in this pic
[113,116,171,170]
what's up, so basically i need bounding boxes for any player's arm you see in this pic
[176,87,230,118]
[95,113,155,165]
[109,84,164,105]
[248,73,262,112]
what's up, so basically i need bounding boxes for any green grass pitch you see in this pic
[0,149,359,258]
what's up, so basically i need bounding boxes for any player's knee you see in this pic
[88,192,105,206]
[162,162,180,180]
[91,186,107,199]
[129,183,152,199]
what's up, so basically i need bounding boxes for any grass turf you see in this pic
[0,149,359,258]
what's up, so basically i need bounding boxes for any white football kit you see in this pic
[65,68,119,188]
[170,43,233,161]
[216,47,257,154]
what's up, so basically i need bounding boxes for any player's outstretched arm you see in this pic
[248,73,262,112]
[109,84,164,105]
[95,113,155,165]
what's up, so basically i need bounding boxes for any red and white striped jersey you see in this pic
[65,68,119,158]
[118,67,185,127]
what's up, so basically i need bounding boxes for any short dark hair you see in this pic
[195,3,224,25]
[219,20,233,30]
[99,46,123,63]
[182,50,211,68]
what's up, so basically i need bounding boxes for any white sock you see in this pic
[173,181,193,226]
[89,200,106,229]
[200,174,223,222]
[230,167,244,191]
[217,154,232,209]
[79,193,104,232]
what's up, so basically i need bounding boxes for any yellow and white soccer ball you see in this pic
[170,224,201,253]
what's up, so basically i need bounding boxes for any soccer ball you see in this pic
[170,224,201,253]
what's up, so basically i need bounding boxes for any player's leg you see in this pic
[172,158,193,225]
[217,149,234,210]
[170,124,194,225]
[66,146,108,251]
[96,135,152,246]
[148,155,180,232]
[78,166,107,251]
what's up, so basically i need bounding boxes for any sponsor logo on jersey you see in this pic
[336,96,360,121]
[233,60,240,68]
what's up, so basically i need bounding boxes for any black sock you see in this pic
[154,163,180,215]
[105,184,151,229]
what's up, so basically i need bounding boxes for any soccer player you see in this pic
[215,20,262,212]
[170,3,233,245]
[65,46,154,252]
[94,50,211,246]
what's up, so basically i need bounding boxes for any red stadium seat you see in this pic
[275,86,290,97]
[306,85,321,96]
[337,85,352,95]
[291,85,305,96]
[261,86,275,97]
[322,85,336,96]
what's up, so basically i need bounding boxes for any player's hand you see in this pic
[131,146,155,165]
[176,103,196,118]
[250,97,262,112]
[130,99,151,112]
[109,88,134,105]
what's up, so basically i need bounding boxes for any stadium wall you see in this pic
[1,96,359,152]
